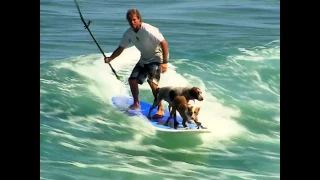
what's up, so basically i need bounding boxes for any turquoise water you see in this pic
[40,0,280,179]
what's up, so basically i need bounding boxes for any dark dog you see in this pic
[147,86,203,119]
[164,95,203,129]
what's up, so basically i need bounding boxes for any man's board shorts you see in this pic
[129,62,161,85]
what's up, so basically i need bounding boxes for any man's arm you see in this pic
[160,40,168,62]
[106,46,125,63]
[160,40,168,61]
[159,40,169,72]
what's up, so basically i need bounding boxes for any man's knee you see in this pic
[129,77,144,85]
[128,78,137,84]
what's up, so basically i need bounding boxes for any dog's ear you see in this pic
[189,87,199,98]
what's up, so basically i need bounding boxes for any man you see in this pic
[105,9,169,118]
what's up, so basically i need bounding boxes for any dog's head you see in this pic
[186,105,201,122]
[189,87,204,101]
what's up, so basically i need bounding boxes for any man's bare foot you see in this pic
[129,102,140,110]
[152,110,164,118]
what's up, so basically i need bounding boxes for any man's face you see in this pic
[128,14,141,30]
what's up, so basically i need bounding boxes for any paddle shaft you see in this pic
[73,0,120,80]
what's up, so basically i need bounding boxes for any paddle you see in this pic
[73,0,122,81]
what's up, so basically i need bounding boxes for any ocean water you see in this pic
[40,0,280,179]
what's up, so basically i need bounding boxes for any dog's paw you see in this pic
[197,125,207,129]
[174,123,179,129]
[184,127,190,130]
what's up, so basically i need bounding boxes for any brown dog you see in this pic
[147,86,203,119]
[164,95,203,129]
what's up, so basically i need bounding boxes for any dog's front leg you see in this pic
[164,116,171,126]
[181,118,188,129]
[147,96,162,119]
[173,112,180,129]
[180,113,190,129]
[147,106,156,119]
[164,105,176,126]
[168,104,172,113]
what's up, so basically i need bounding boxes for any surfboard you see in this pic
[111,95,211,133]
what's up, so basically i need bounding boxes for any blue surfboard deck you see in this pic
[111,95,211,133]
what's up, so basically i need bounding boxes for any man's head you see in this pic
[126,9,142,31]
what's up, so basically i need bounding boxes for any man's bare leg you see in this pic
[148,81,164,118]
[128,78,140,110]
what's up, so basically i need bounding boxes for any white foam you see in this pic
[59,141,82,151]
[229,46,280,62]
